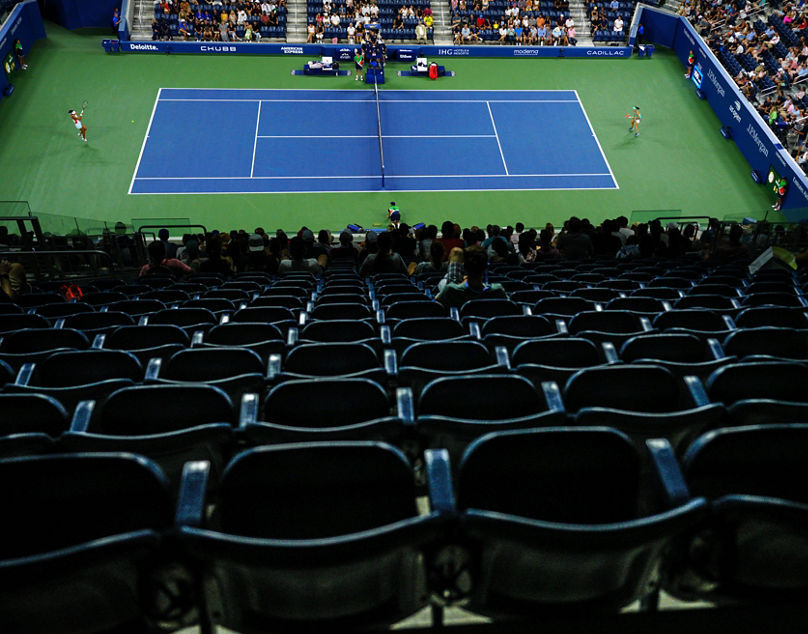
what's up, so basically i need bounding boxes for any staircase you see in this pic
[568,0,594,46]
[130,0,155,40]
[286,0,306,42]
[432,1,453,45]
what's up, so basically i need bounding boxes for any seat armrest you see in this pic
[449,307,460,322]
[601,341,619,364]
[494,345,510,370]
[424,448,456,515]
[396,386,415,424]
[15,362,35,387]
[70,400,96,433]
[555,319,568,335]
[646,438,691,508]
[468,322,481,340]
[191,331,204,347]
[175,460,211,528]
[683,374,711,407]
[267,353,282,382]
[145,357,163,381]
[92,334,106,349]
[239,392,260,428]
[286,326,298,347]
[54,318,66,329]
[380,324,391,346]
[384,348,398,377]
[705,337,726,361]
[540,380,565,414]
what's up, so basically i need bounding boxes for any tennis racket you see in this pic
[81,100,88,115]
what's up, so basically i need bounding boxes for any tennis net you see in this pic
[373,74,386,188]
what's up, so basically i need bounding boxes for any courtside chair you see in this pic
[8,349,144,412]
[663,424,808,605]
[58,310,136,337]
[652,309,736,341]
[512,337,618,386]
[733,305,808,329]
[721,326,808,362]
[0,452,178,633]
[409,373,565,466]
[96,323,190,365]
[618,333,733,380]
[0,393,70,457]
[194,322,286,362]
[705,360,808,427]
[0,327,90,372]
[451,428,708,616]
[176,442,453,631]
[567,310,654,347]
[62,384,235,495]
[563,364,724,455]
[241,377,413,450]
[146,347,267,404]
[398,340,510,398]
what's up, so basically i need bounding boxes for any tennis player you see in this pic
[627,106,641,137]
[68,109,87,142]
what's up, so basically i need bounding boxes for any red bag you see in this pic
[60,283,83,301]
[428,63,438,80]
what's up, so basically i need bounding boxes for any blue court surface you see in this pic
[129,88,618,194]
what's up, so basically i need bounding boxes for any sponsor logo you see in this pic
[729,99,742,123]
[129,43,159,50]
[513,48,541,56]
[437,48,469,55]
[586,49,626,56]
[683,29,695,46]
[792,177,808,200]
[746,123,769,158]
[200,45,237,52]
[281,46,304,54]
[706,67,725,98]
[776,152,787,168]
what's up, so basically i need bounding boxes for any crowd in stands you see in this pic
[681,0,808,172]
[152,0,286,41]
[307,0,433,44]
[450,0,583,45]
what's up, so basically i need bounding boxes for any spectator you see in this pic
[0,258,26,300]
[435,246,507,308]
[139,240,191,278]
[331,230,360,263]
[279,236,323,274]
[359,231,408,276]
[199,234,235,276]
[410,240,447,275]
[614,16,624,32]
[158,227,178,258]
[438,220,465,258]
[557,216,594,260]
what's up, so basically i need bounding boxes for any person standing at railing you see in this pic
[112,8,121,34]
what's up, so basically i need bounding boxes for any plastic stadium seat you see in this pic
[0,453,176,633]
[300,318,377,344]
[62,384,235,493]
[512,337,615,385]
[570,287,623,303]
[478,314,558,353]
[619,333,732,380]
[733,306,808,329]
[14,292,65,308]
[564,364,723,454]
[182,297,237,317]
[203,288,253,304]
[7,349,143,411]
[145,307,219,333]
[458,298,523,324]
[140,289,191,305]
[0,327,90,371]
[197,322,285,362]
[309,302,373,321]
[249,294,305,311]
[241,377,407,446]
[740,292,807,308]
[33,301,95,321]
[98,323,190,365]
[60,310,136,335]
[177,442,452,629]
[605,296,669,316]
[664,424,808,604]
[652,309,735,340]
[269,342,394,384]
[0,358,13,386]
[0,312,49,333]
[0,393,70,457]
[80,291,129,306]
[104,298,167,317]
[533,296,598,320]
[453,428,708,614]
[147,347,266,403]
[630,287,684,301]
[398,340,507,396]
[385,299,448,319]
[567,310,653,346]
[0,303,23,315]
[722,327,808,361]
[413,374,565,463]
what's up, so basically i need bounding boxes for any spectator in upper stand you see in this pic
[616,215,634,243]
[0,258,27,301]
[199,234,235,277]
[416,224,438,261]
[359,231,408,276]
[410,240,447,275]
[415,20,427,42]
[438,220,465,259]
[435,246,507,308]
[557,216,594,260]
[517,230,538,264]
[246,233,277,273]
[331,230,360,263]
[139,240,191,279]
[511,222,525,247]
[613,16,624,32]
[158,228,178,259]
[279,236,323,274]
[537,228,560,260]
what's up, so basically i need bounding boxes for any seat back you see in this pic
[418,374,547,420]
[564,364,680,413]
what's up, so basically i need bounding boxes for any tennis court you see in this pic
[130,88,617,195]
